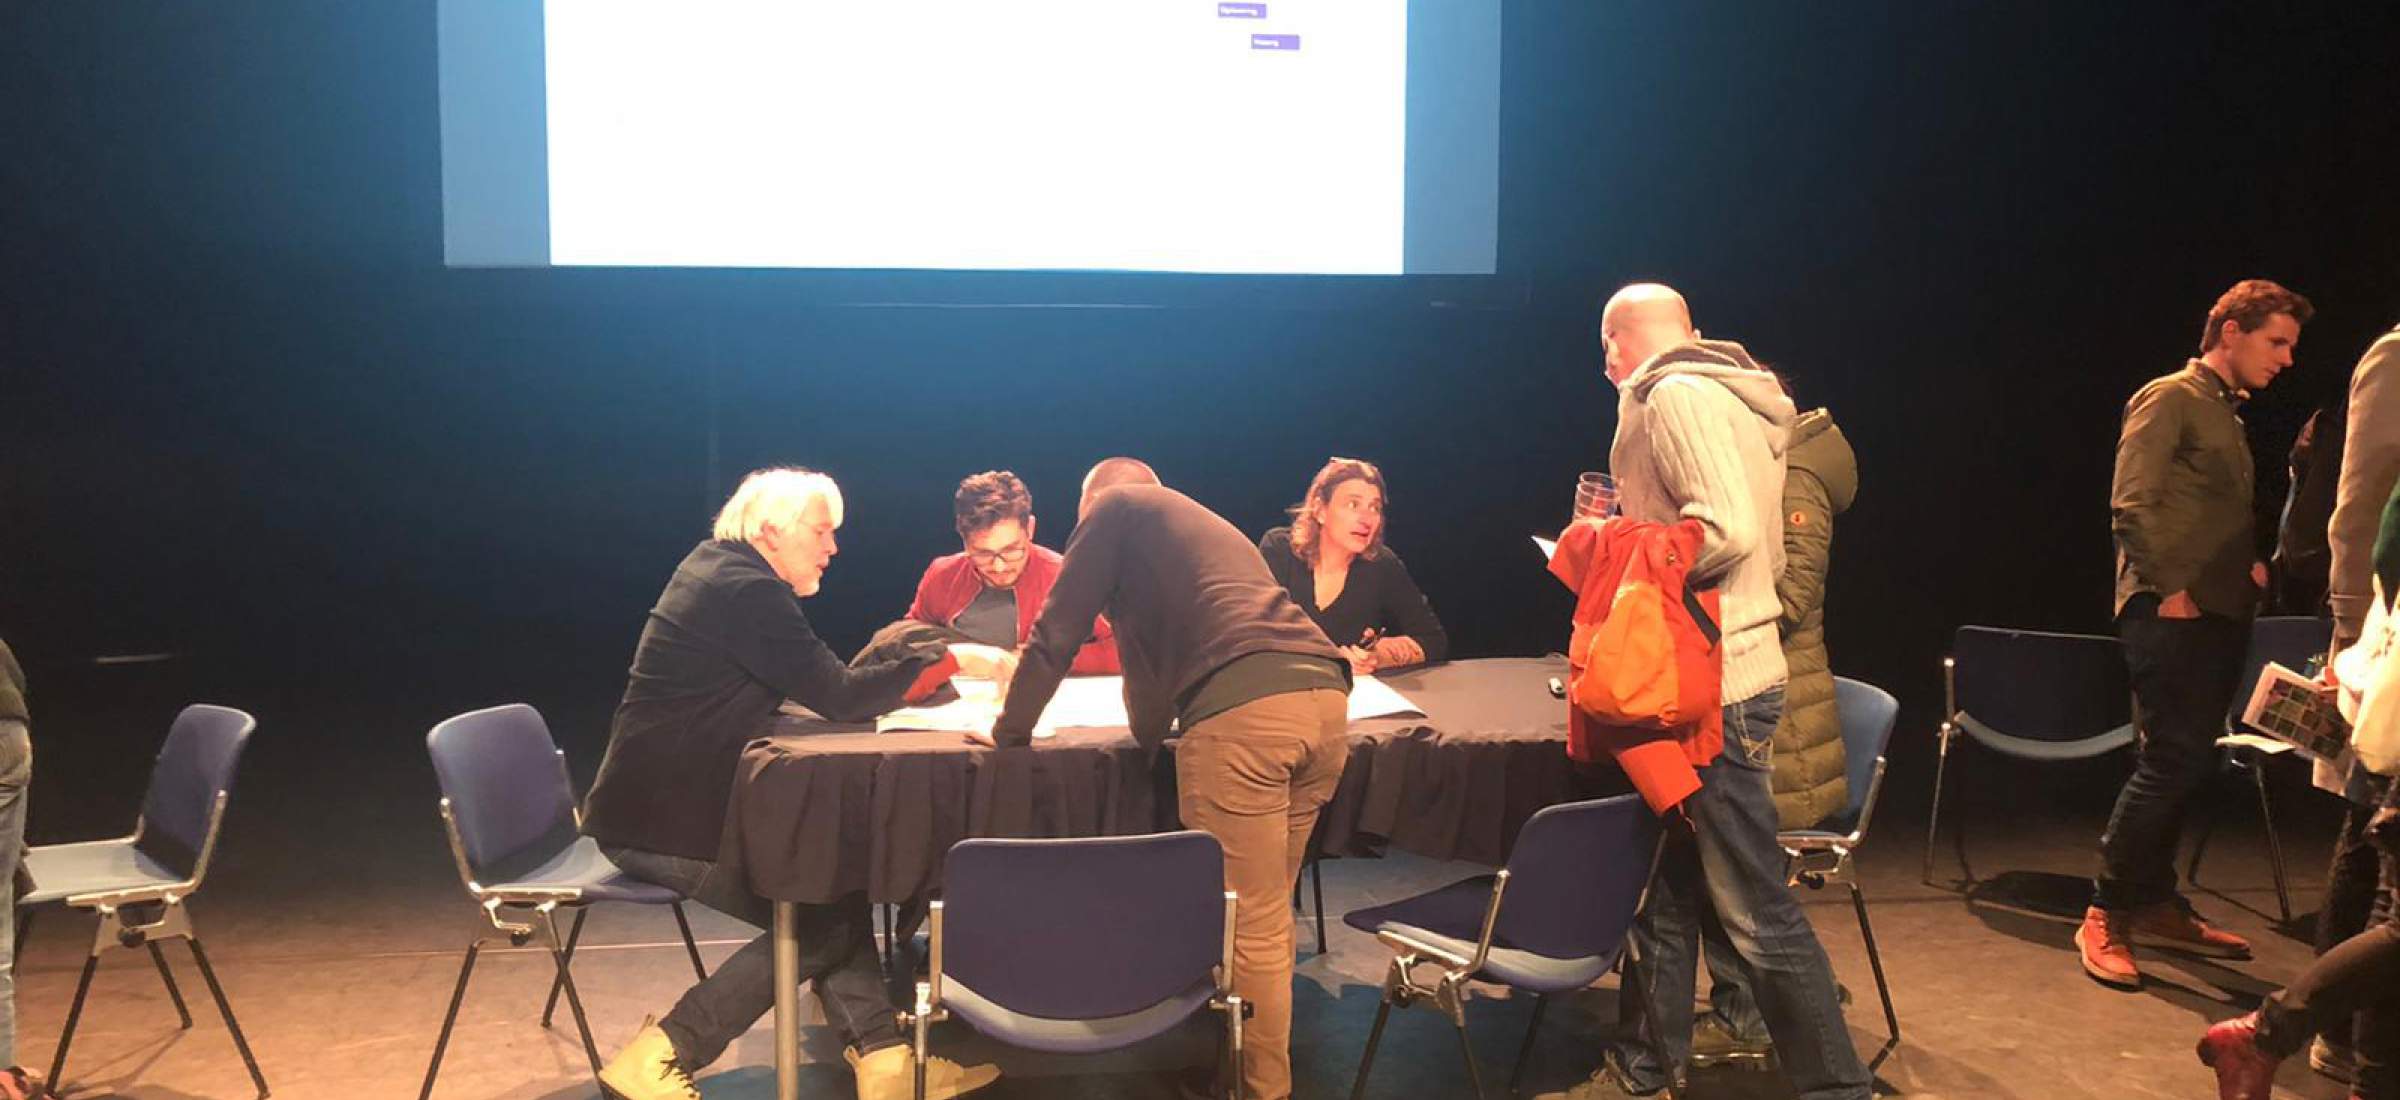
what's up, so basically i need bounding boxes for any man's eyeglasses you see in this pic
[966,544,1030,567]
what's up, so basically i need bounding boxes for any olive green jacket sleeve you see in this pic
[1778,469,1833,634]
[2112,381,2193,607]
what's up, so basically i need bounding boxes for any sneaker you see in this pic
[2196,1013,2280,1100]
[1688,1013,1773,1068]
[848,1043,1001,1100]
[2310,1035,2358,1084]
[0,1068,34,1100]
[1532,1048,1666,1100]
[2129,899,2252,959]
[598,1017,700,1100]
[2075,906,2141,989]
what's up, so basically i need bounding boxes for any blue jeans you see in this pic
[1608,689,1870,1099]
[0,719,28,1068]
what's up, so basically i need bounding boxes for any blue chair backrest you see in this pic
[135,704,257,876]
[943,831,1224,1020]
[1830,677,1899,829]
[426,704,579,882]
[2231,616,2333,724]
[1951,626,2130,743]
[1492,795,1659,961]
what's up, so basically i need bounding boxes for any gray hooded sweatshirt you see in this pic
[1610,339,1798,705]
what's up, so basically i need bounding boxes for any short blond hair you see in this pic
[713,467,844,542]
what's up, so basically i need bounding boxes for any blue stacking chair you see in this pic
[1779,677,1902,1065]
[902,831,1244,1100]
[15,704,268,1099]
[2187,614,2334,924]
[1342,794,1669,1100]
[1925,626,2135,886]
[418,704,709,1100]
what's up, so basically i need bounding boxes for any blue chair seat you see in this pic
[483,835,682,904]
[1342,874,1618,995]
[942,975,1218,1055]
[20,838,184,907]
[1378,922,1613,994]
[1953,713,2134,761]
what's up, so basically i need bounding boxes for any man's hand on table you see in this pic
[947,643,1019,682]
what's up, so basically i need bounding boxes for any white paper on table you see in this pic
[876,677,1057,738]
[1348,675,1426,721]
[1040,675,1133,729]
[1532,535,1558,561]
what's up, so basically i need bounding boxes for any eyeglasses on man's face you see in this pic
[966,543,1029,567]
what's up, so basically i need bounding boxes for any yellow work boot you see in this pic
[598,1017,700,1100]
[847,1043,1001,1100]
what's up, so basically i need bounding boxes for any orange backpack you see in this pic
[1550,519,1724,758]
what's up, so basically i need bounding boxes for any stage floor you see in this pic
[7,684,2367,1099]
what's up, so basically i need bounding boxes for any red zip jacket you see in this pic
[1549,518,1725,815]
[906,545,1121,674]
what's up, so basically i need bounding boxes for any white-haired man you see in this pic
[584,468,1003,1100]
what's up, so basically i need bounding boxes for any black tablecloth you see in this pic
[732,657,1574,904]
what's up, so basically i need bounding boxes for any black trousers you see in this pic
[605,843,901,1070]
[2321,780,2393,957]
[2259,887,2397,1095]
[2262,780,2400,1096]
[2095,608,2249,911]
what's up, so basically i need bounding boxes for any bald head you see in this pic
[1600,282,1698,384]
[1079,457,1160,518]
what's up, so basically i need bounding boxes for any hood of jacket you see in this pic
[1786,408,1858,513]
[1625,339,1797,456]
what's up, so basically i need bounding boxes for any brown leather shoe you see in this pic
[2075,906,2140,988]
[2128,900,2252,959]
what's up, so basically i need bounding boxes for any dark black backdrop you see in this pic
[3,3,2397,808]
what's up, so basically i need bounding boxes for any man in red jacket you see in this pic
[906,471,1119,674]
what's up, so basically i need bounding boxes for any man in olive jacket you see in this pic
[2081,279,2312,990]
[1770,407,1857,831]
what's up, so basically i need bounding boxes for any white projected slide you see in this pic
[543,1,1407,273]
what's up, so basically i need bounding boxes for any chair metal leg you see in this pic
[418,942,483,1100]
[148,940,194,1028]
[539,909,606,1082]
[1507,994,1549,1095]
[2253,757,2293,924]
[1619,939,1685,1100]
[1847,881,1899,1044]
[1348,996,1395,1100]
[1311,859,1329,956]
[1924,729,1952,886]
[540,907,589,1028]
[46,953,101,1098]
[12,906,31,961]
[187,937,271,1098]
[1452,1011,1489,1100]
[1226,994,1246,1100]
[672,902,709,981]
[912,987,931,1100]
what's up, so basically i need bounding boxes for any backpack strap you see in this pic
[1682,583,1722,647]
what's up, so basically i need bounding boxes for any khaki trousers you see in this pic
[1175,688,1350,1100]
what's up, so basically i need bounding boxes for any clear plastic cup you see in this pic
[1574,471,1618,518]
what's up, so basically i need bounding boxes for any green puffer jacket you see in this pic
[1772,409,1858,830]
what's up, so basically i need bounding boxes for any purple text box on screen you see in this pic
[1218,2,1267,17]
[1250,33,1300,50]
